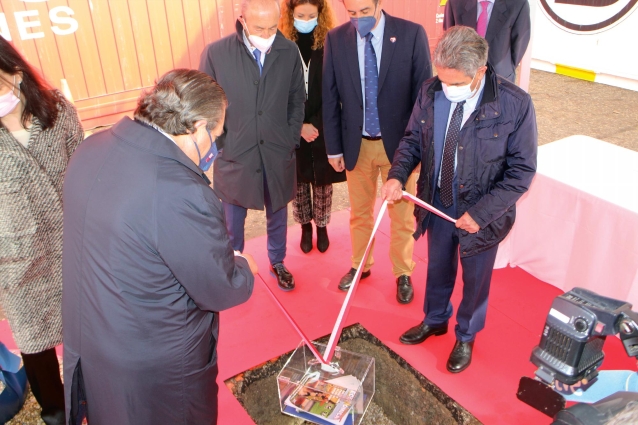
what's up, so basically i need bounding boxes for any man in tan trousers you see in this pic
[322,0,431,303]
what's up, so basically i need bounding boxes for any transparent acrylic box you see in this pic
[277,341,375,425]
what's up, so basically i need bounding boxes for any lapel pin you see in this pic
[390,37,396,43]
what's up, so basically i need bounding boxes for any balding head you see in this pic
[241,0,280,39]
[241,0,280,20]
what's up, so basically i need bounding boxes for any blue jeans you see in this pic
[422,189,499,342]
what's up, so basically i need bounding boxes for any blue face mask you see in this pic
[350,6,378,37]
[294,17,318,34]
[192,129,218,172]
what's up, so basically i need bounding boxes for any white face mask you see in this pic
[441,71,479,103]
[0,75,21,118]
[243,19,276,54]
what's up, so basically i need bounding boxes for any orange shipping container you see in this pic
[0,0,440,130]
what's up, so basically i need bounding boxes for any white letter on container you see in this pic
[15,10,44,40]
[50,6,79,36]
[0,13,11,41]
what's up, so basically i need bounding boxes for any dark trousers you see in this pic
[21,348,65,425]
[292,182,333,227]
[423,189,499,343]
[223,176,287,265]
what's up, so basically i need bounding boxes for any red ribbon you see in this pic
[262,192,456,365]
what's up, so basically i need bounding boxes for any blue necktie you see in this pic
[440,101,466,208]
[363,33,380,137]
[253,49,262,75]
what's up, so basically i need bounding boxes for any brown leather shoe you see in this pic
[396,275,414,304]
[271,263,295,291]
[399,323,448,345]
[446,340,474,373]
[338,268,371,291]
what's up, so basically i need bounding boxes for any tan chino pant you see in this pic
[346,138,417,277]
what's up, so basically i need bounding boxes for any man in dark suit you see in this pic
[444,0,530,83]
[382,26,537,373]
[323,0,431,304]
[200,0,305,291]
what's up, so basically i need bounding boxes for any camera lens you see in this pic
[574,318,588,333]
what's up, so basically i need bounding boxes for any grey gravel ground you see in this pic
[530,70,638,150]
[4,69,638,424]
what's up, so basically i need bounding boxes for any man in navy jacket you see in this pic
[444,0,531,83]
[323,0,431,303]
[382,26,537,373]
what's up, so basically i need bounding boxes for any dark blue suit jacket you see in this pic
[388,66,537,256]
[444,0,531,82]
[322,12,432,171]
[62,117,254,423]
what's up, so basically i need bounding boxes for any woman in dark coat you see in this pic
[62,70,256,425]
[0,37,83,425]
[280,0,345,254]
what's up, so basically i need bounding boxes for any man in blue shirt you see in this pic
[323,0,431,304]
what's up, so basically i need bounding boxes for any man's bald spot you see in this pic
[241,0,280,17]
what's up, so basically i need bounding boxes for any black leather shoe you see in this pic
[399,323,448,345]
[300,223,313,253]
[396,275,414,304]
[338,268,371,291]
[316,226,329,253]
[446,340,474,373]
[41,411,66,425]
[271,263,295,291]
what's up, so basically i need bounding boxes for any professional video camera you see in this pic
[517,288,638,422]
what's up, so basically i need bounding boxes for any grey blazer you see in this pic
[0,93,83,353]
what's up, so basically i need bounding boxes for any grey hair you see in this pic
[134,69,227,136]
[605,401,638,425]
[433,26,489,78]
[241,0,281,15]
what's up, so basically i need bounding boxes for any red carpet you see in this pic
[1,201,633,424]
[215,202,635,425]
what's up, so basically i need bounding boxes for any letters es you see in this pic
[0,6,79,41]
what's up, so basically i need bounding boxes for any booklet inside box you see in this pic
[277,341,375,425]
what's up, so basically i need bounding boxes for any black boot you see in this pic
[300,223,313,253]
[316,226,329,253]
[21,348,66,425]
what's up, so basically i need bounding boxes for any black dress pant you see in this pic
[21,348,65,425]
